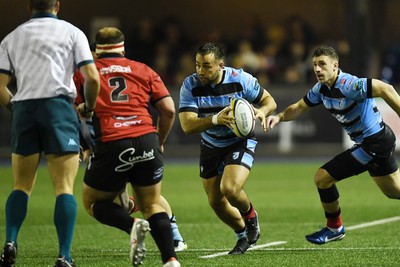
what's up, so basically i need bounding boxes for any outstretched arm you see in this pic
[371,79,400,118]
[266,98,310,130]
[253,89,277,132]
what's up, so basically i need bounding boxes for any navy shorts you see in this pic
[322,124,398,180]
[199,138,257,179]
[84,132,163,192]
[11,96,79,155]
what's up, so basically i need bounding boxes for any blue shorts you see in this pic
[199,138,257,179]
[11,96,79,155]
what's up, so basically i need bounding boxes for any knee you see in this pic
[82,198,94,216]
[220,183,240,201]
[314,168,335,189]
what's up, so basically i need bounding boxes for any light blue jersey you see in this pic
[304,70,383,143]
[179,67,263,147]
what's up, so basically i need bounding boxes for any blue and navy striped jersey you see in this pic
[304,70,383,144]
[179,67,263,147]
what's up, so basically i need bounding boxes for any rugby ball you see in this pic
[229,98,255,138]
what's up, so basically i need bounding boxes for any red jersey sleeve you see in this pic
[149,68,171,105]
[73,70,85,105]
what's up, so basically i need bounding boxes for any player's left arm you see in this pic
[253,89,277,132]
[154,96,176,150]
[0,73,12,111]
[371,79,400,118]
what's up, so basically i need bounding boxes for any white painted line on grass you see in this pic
[199,216,400,259]
[346,216,400,231]
[199,241,287,259]
[259,247,399,251]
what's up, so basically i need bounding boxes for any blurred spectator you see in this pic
[230,39,261,74]
[380,44,400,84]
[126,17,156,65]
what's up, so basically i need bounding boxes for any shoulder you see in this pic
[336,71,360,88]
[224,67,248,79]
[182,73,199,88]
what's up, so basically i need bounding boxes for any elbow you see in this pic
[272,101,277,113]
[180,123,195,135]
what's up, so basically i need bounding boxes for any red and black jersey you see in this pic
[75,54,170,142]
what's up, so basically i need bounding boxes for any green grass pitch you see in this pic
[0,160,399,266]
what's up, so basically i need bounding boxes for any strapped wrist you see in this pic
[212,114,218,125]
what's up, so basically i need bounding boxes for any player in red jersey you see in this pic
[74,27,180,267]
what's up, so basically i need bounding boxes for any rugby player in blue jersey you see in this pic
[178,42,277,254]
[266,45,400,245]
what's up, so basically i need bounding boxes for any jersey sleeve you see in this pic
[148,67,170,104]
[0,36,12,75]
[74,30,94,68]
[73,70,85,105]
[304,83,323,107]
[343,78,372,100]
[178,76,198,113]
[239,70,263,104]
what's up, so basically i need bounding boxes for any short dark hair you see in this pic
[313,45,339,61]
[197,42,225,60]
[95,27,125,45]
[30,0,57,11]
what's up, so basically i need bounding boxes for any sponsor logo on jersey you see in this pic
[353,80,363,91]
[115,148,155,172]
[232,151,239,160]
[253,80,260,91]
[114,119,142,128]
[99,65,132,75]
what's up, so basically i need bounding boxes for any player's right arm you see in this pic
[179,107,232,134]
[266,99,310,130]
[0,73,12,111]
[76,63,100,118]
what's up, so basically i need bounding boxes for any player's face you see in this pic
[195,53,223,86]
[312,55,338,87]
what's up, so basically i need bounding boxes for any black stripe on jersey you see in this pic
[178,106,223,115]
[327,101,357,115]
[340,116,360,127]
[192,82,244,97]
[320,84,346,99]
[205,130,236,140]
[303,95,319,107]
[367,78,372,98]
[199,106,225,114]
[350,131,362,139]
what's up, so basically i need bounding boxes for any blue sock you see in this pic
[169,214,183,241]
[54,194,77,262]
[5,190,29,244]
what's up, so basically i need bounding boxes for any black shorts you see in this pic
[322,124,398,180]
[199,138,257,179]
[84,132,163,192]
